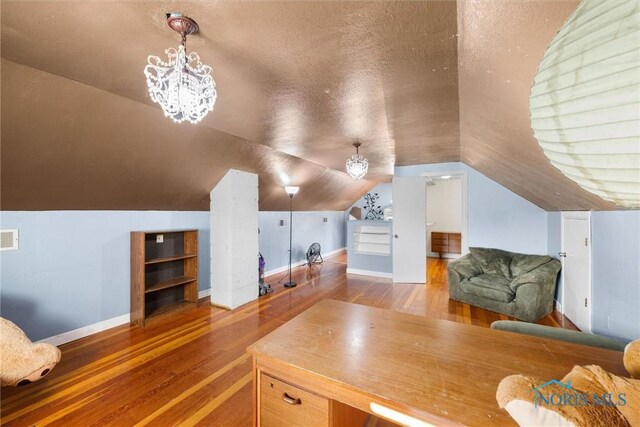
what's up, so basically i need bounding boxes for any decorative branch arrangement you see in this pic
[363,193,384,220]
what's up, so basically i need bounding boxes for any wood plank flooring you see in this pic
[0,253,577,426]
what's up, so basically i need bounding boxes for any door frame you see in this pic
[420,170,469,256]
[560,211,592,332]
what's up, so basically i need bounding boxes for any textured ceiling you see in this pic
[0,0,622,211]
[456,0,616,210]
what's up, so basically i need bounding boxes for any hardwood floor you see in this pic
[0,252,577,426]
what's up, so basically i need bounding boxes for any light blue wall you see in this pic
[349,183,393,215]
[590,211,640,341]
[0,211,210,341]
[547,212,562,302]
[546,211,639,341]
[0,209,346,341]
[395,162,548,255]
[258,211,346,273]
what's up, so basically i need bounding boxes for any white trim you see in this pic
[427,252,462,260]
[554,299,562,313]
[346,268,393,279]
[37,313,130,347]
[560,211,592,332]
[37,248,349,347]
[264,247,346,278]
[38,288,213,346]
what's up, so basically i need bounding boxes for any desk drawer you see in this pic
[431,243,448,252]
[260,373,329,427]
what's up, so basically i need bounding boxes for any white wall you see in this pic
[426,179,463,233]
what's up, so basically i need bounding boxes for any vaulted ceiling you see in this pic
[0,0,616,211]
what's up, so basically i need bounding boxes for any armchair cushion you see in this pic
[509,261,561,293]
[509,253,554,277]
[469,247,513,278]
[461,274,515,303]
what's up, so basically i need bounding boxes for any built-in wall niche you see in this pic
[353,224,391,256]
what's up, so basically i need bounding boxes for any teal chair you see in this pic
[490,320,628,352]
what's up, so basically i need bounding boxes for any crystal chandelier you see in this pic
[346,142,369,180]
[144,14,217,124]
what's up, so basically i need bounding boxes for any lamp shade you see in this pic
[284,186,300,196]
[530,0,640,208]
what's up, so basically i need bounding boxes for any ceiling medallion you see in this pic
[346,142,369,180]
[144,13,217,124]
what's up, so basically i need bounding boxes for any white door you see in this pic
[392,177,426,283]
[561,212,591,332]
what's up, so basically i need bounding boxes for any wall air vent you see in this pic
[0,229,19,251]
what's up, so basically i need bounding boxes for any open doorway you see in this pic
[422,171,467,262]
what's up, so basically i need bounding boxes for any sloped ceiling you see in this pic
[0,0,619,211]
[456,0,615,210]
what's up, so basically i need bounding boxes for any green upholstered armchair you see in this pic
[447,247,561,322]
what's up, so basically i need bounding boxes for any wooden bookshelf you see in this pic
[131,229,199,327]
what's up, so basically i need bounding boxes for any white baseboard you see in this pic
[346,268,393,279]
[39,288,213,347]
[264,247,346,278]
[36,249,349,347]
[554,299,562,313]
[38,313,130,347]
[427,252,461,260]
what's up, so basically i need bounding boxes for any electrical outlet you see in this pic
[323,217,328,223]
[279,219,286,227]
[156,234,164,243]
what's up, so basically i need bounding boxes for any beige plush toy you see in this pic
[496,339,640,426]
[624,340,640,379]
[0,317,61,387]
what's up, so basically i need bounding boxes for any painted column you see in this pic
[210,169,259,309]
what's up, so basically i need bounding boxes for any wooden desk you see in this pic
[247,299,625,426]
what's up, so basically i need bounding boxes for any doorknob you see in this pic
[394,234,399,238]
[558,252,566,257]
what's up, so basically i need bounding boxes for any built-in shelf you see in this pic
[354,241,389,246]
[352,250,391,257]
[145,276,197,294]
[145,254,197,265]
[353,224,391,256]
[353,232,390,236]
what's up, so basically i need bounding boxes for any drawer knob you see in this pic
[282,392,302,405]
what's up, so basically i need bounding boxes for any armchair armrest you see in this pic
[448,255,482,281]
[510,259,561,292]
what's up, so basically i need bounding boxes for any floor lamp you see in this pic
[284,186,299,288]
